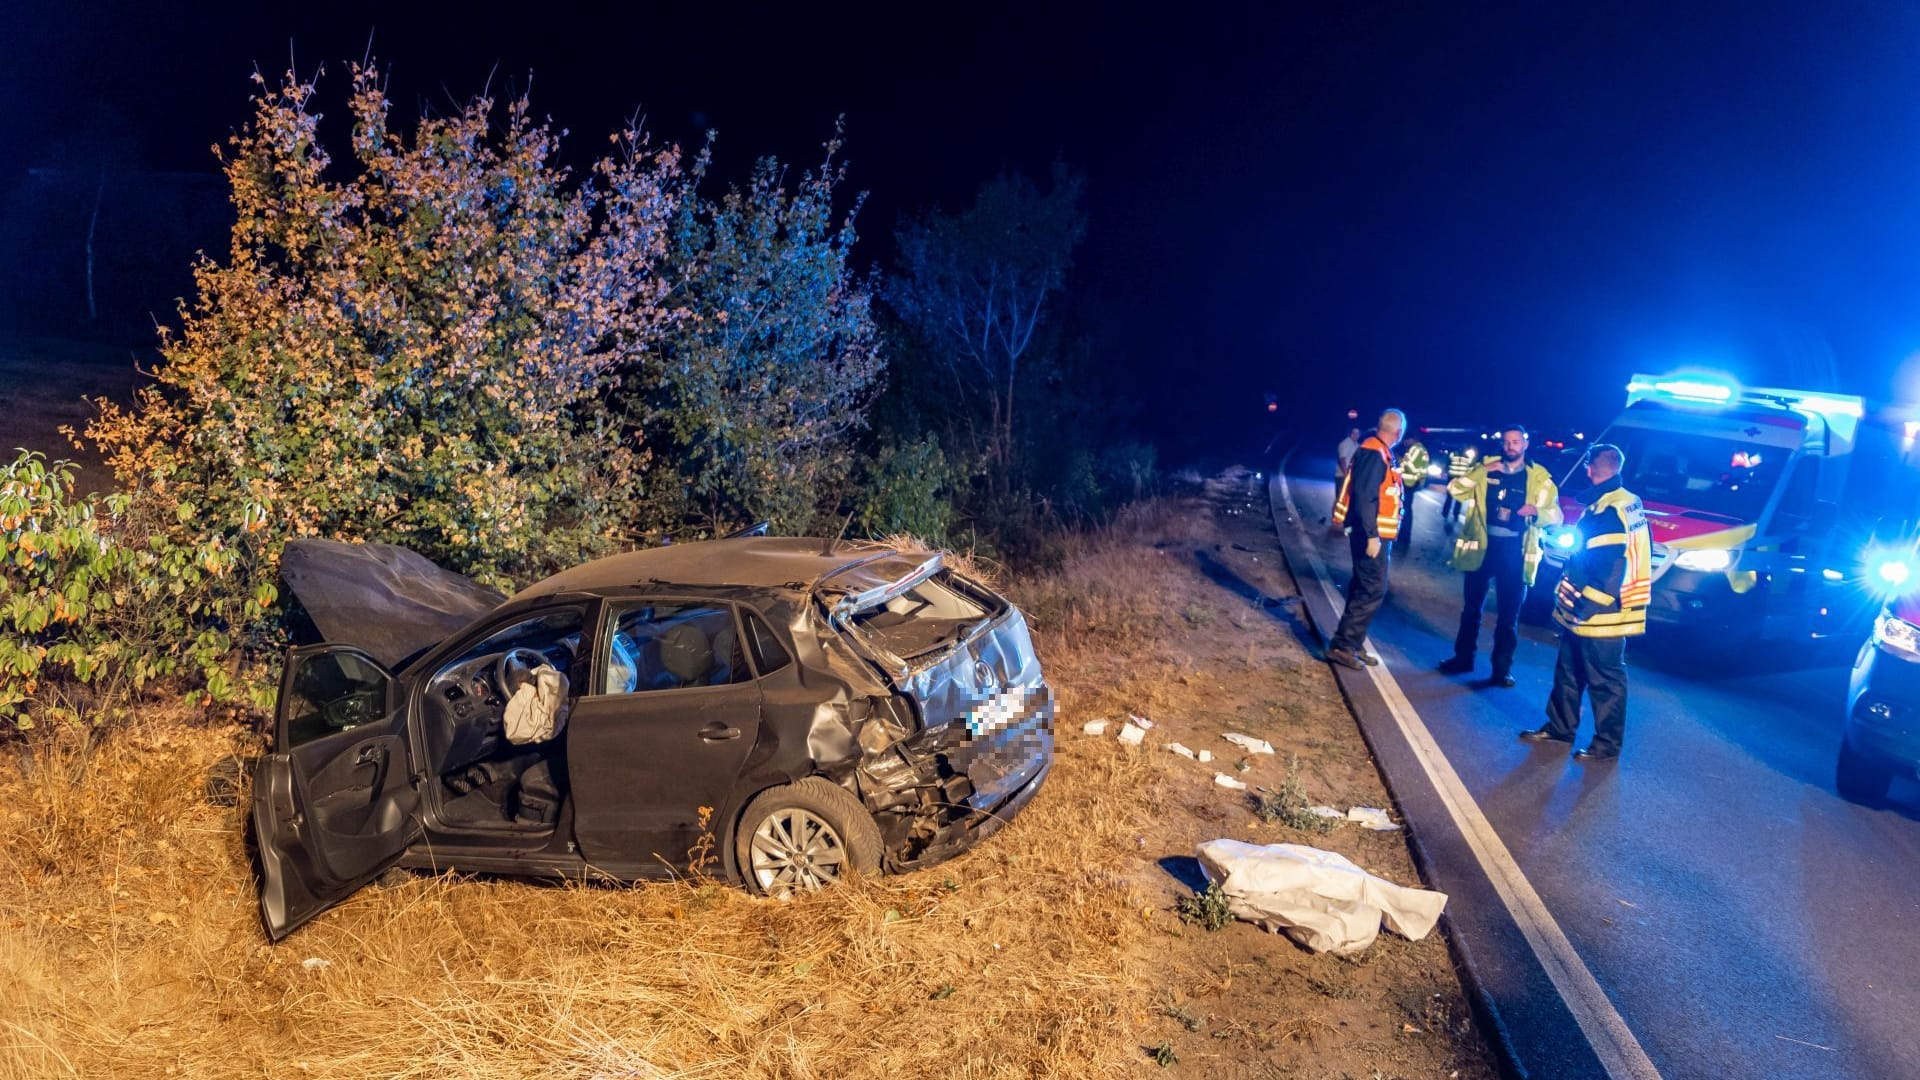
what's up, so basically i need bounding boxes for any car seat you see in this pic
[658,622,715,687]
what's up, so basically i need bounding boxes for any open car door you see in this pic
[253,644,421,940]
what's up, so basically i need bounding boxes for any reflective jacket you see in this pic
[1333,435,1405,540]
[1399,441,1432,492]
[1553,478,1653,638]
[1446,447,1475,479]
[1447,460,1562,585]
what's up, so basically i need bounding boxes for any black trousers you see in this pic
[1331,530,1391,652]
[1394,489,1418,554]
[1543,631,1629,754]
[1453,535,1526,675]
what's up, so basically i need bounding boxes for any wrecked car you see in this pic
[253,536,1054,939]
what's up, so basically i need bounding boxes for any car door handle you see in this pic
[355,746,387,767]
[699,723,743,741]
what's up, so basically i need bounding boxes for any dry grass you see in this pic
[0,501,1220,1079]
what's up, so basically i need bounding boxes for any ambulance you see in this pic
[1531,373,1920,647]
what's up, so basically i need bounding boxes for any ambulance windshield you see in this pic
[1601,428,1787,522]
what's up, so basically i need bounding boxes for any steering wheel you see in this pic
[495,647,548,699]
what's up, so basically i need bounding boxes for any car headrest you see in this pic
[659,623,714,684]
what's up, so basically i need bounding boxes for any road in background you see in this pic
[1277,455,1920,1080]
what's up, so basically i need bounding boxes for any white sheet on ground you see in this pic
[1195,839,1448,955]
[504,664,571,745]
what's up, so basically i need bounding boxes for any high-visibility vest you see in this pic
[1399,442,1431,490]
[1446,448,1475,479]
[1446,461,1562,585]
[1553,485,1652,638]
[1332,436,1405,540]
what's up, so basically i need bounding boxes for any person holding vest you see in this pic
[1520,444,1652,761]
[1327,409,1407,671]
[1394,436,1432,555]
[1437,425,1561,687]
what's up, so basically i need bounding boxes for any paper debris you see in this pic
[1167,742,1196,758]
[1198,750,1213,763]
[1304,805,1346,820]
[1222,732,1275,755]
[302,957,332,972]
[1346,807,1401,831]
[1082,719,1110,736]
[1214,773,1249,791]
[1118,722,1148,746]
[1129,714,1156,730]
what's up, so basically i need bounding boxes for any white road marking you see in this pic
[1277,468,1663,1080]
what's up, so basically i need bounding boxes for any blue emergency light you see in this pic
[1864,547,1920,597]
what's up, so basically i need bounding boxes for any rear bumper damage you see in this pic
[857,683,1055,872]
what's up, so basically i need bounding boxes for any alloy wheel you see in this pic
[748,807,848,894]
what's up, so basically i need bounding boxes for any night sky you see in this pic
[11,1,1920,457]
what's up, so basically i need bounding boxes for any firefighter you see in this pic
[1326,409,1407,670]
[1437,425,1561,687]
[1394,435,1432,555]
[1520,444,1652,762]
[1440,440,1477,530]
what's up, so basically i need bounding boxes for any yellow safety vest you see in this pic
[1554,485,1652,638]
[1446,461,1561,585]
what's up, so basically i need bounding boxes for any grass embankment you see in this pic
[0,481,1493,1078]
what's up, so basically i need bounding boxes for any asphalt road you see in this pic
[1277,457,1920,1080]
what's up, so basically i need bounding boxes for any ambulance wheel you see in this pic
[1836,737,1892,807]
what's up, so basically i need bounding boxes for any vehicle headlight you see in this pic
[1867,550,1919,595]
[1874,611,1920,662]
[1672,548,1735,573]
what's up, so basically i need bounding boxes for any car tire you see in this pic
[1836,736,1893,807]
[735,777,883,896]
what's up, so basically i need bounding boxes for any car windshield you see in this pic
[1601,427,1788,522]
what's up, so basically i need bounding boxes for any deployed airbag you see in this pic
[1195,839,1448,955]
[504,665,571,745]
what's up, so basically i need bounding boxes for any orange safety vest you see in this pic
[1332,436,1405,540]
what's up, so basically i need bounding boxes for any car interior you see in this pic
[420,607,586,830]
[602,602,750,695]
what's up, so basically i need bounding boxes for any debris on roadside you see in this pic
[1167,742,1196,759]
[1119,721,1149,746]
[1195,839,1449,955]
[1221,732,1275,755]
[1082,719,1110,736]
[1214,774,1249,791]
[1345,806,1402,832]
[1303,805,1346,820]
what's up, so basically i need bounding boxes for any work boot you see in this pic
[1481,673,1516,689]
[1573,746,1619,763]
[1437,656,1475,675]
[1325,647,1367,671]
[1357,650,1381,666]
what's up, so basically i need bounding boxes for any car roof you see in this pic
[506,536,905,603]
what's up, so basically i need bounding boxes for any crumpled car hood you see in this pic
[279,539,504,668]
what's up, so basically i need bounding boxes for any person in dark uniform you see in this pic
[1326,409,1407,671]
[1520,444,1653,761]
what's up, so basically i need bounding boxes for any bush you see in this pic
[855,433,955,541]
[0,452,275,730]
[80,65,684,591]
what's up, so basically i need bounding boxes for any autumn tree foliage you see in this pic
[84,65,685,589]
[635,135,883,535]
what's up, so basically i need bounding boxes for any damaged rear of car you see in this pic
[814,551,1055,875]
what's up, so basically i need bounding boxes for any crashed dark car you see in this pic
[253,536,1055,939]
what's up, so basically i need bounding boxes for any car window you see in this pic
[743,611,792,676]
[845,573,991,659]
[428,608,587,698]
[601,602,750,694]
[283,650,390,749]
